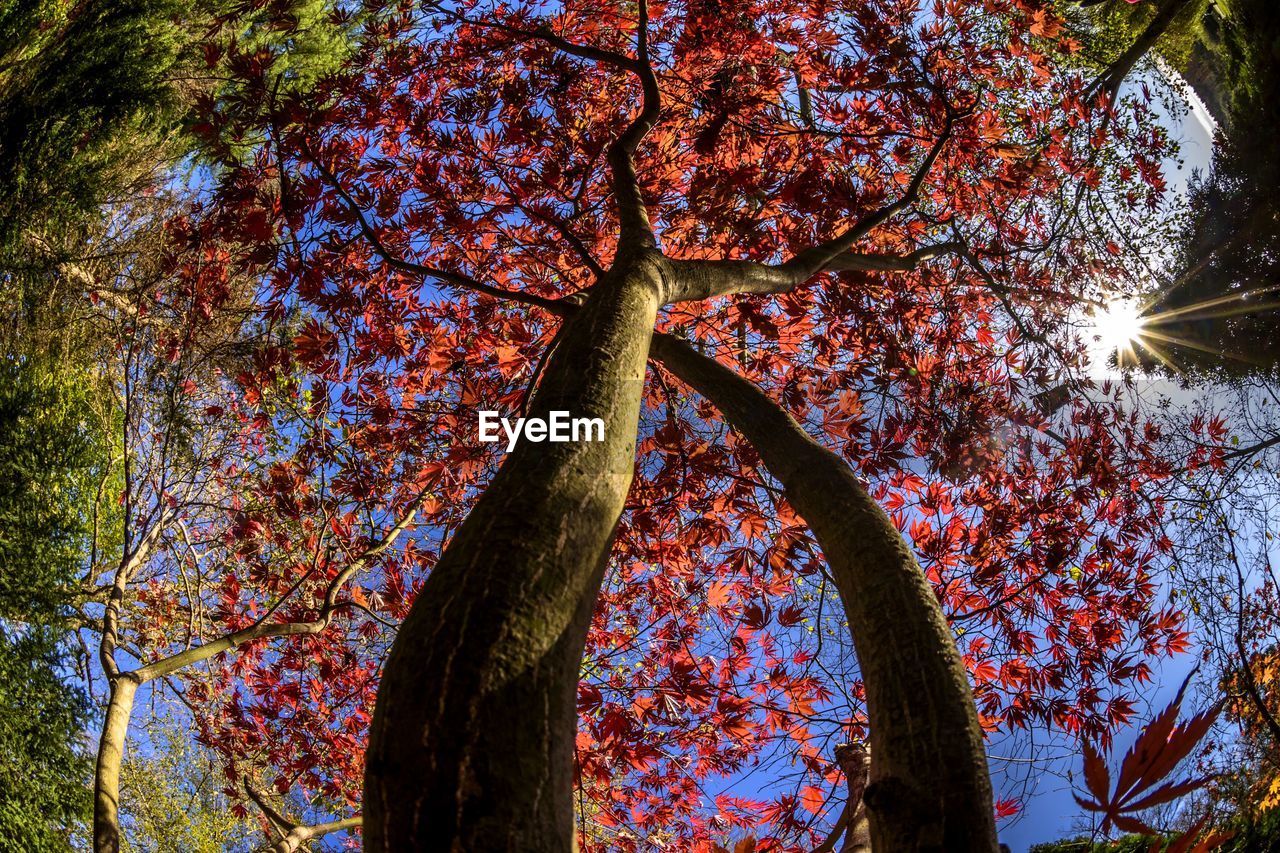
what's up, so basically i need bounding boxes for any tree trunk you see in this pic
[651,334,998,852]
[1094,0,1194,102]
[363,254,668,851]
[93,674,139,853]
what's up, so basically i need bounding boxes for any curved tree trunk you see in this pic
[363,254,668,851]
[93,674,139,853]
[651,333,998,852]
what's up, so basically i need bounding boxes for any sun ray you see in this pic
[1131,335,1181,375]
[1146,300,1280,326]
[1141,284,1280,320]
[1137,328,1268,366]
[1085,281,1280,374]
[1135,230,1249,314]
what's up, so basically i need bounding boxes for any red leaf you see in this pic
[1081,740,1110,804]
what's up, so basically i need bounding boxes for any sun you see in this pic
[1090,298,1146,360]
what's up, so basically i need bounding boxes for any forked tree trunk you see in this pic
[363,253,668,850]
[651,334,998,852]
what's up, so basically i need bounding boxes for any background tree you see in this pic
[0,0,356,253]
[0,355,116,849]
[117,705,258,853]
[1057,0,1280,374]
[0,2,359,849]
[0,624,92,850]
[1151,0,1280,375]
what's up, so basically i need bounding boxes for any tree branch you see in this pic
[780,118,956,281]
[100,510,171,679]
[266,816,362,853]
[245,781,362,853]
[1221,431,1280,462]
[826,241,964,272]
[1222,515,1280,747]
[606,0,662,251]
[665,239,962,303]
[436,2,659,251]
[306,151,562,313]
[132,494,424,682]
[812,742,871,853]
[957,248,1048,346]
[1087,0,1193,106]
[647,332,997,848]
[439,8,640,73]
[515,200,606,279]
[663,119,958,302]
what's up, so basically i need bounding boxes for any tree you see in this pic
[155,0,1203,850]
[0,0,186,253]
[0,624,92,850]
[0,4,361,850]
[0,356,114,849]
[0,0,356,255]
[117,704,258,853]
[1222,646,1280,821]
[1148,0,1280,375]
[0,356,117,622]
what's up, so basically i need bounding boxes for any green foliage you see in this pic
[197,0,363,167]
[0,0,358,256]
[0,355,117,621]
[0,356,116,848]
[220,0,356,92]
[119,710,257,853]
[1030,834,1161,853]
[0,5,358,851]
[1071,0,1217,72]
[1032,811,1280,853]
[1059,0,1262,128]
[1221,805,1280,852]
[1095,0,1215,69]
[0,625,91,851]
[0,0,189,251]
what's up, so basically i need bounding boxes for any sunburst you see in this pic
[1089,298,1145,364]
[1085,286,1280,374]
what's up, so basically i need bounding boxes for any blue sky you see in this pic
[998,67,1220,851]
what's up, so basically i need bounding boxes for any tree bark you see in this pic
[814,742,871,853]
[650,333,997,852]
[93,674,139,853]
[268,817,363,853]
[362,254,669,851]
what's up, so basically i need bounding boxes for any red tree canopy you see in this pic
[120,0,1192,848]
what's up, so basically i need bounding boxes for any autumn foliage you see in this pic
[1075,677,1223,840]
[92,0,1206,848]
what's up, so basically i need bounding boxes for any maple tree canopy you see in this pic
[101,0,1197,849]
